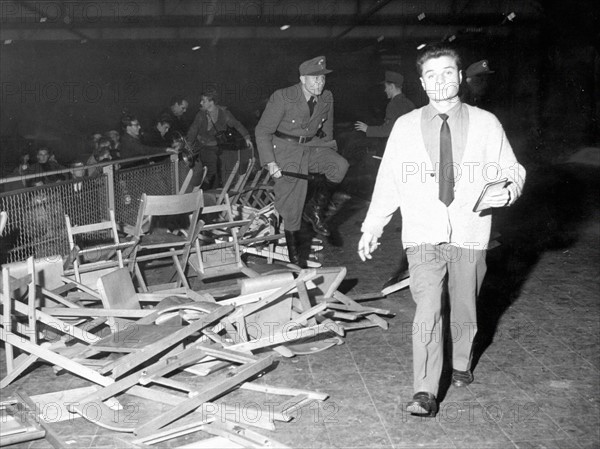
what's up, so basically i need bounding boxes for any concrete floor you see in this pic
[1,159,599,448]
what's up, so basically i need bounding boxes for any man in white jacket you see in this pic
[358,44,526,417]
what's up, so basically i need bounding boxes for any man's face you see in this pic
[420,55,462,103]
[384,82,395,99]
[157,122,170,137]
[200,96,215,112]
[127,120,141,137]
[36,149,50,164]
[172,101,188,117]
[300,75,326,96]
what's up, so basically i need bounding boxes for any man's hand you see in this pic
[245,138,254,149]
[358,232,379,261]
[486,187,512,208]
[354,121,368,133]
[268,161,282,178]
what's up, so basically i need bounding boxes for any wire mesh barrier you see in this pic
[113,157,177,228]
[1,154,181,264]
[0,176,110,263]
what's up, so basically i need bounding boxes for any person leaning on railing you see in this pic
[119,113,180,161]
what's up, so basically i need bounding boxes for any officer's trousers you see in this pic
[274,146,348,231]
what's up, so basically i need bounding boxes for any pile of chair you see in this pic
[1,159,394,446]
[1,251,393,447]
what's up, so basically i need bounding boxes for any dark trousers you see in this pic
[274,146,348,231]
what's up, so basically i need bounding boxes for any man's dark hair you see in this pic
[200,88,219,104]
[169,95,187,106]
[120,113,139,132]
[416,44,462,76]
[156,113,173,126]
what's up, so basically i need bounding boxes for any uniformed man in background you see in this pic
[255,56,349,268]
[354,70,415,139]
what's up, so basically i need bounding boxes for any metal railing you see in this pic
[0,153,181,263]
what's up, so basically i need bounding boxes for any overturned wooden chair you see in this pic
[1,257,234,388]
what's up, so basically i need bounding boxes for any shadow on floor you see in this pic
[472,162,600,368]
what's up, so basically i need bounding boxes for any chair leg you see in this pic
[0,353,38,389]
[171,250,190,289]
[134,263,148,293]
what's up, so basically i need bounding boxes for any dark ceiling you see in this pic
[1,0,548,43]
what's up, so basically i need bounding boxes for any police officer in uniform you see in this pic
[355,70,415,139]
[255,56,349,268]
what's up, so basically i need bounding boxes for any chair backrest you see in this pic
[65,209,125,283]
[133,190,204,239]
[229,158,256,205]
[96,268,139,332]
[97,268,138,310]
[3,256,64,293]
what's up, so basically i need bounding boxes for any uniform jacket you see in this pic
[186,106,250,148]
[361,104,526,249]
[366,93,415,138]
[255,83,335,169]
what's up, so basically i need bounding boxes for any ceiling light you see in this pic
[417,43,426,50]
[192,46,201,50]
[280,25,290,31]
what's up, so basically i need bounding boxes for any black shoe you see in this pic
[452,369,474,387]
[302,206,331,236]
[284,230,307,268]
[406,392,438,417]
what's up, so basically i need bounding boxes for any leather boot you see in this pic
[303,181,338,236]
[284,230,307,268]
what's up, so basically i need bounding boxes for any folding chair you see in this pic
[228,158,256,206]
[238,167,276,209]
[189,194,258,281]
[93,267,214,333]
[64,209,136,287]
[128,190,204,292]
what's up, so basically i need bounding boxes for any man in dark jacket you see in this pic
[255,56,349,267]
[355,70,415,139]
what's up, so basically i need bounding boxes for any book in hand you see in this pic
[473,178,509,212]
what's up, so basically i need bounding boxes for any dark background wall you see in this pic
[0,14,597,173]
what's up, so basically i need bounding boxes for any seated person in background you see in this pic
[142,114,173,147]
[119,113,178,160]
[160,95,190,138]
[186,88,253,189]
[86,137,113,177]
[104,129,121,159]
[18,146,66,186]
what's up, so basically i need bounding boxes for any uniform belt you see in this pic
[274,130,313,144]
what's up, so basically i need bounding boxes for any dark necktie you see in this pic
[438,113,454,206]
[308,96,316,116]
